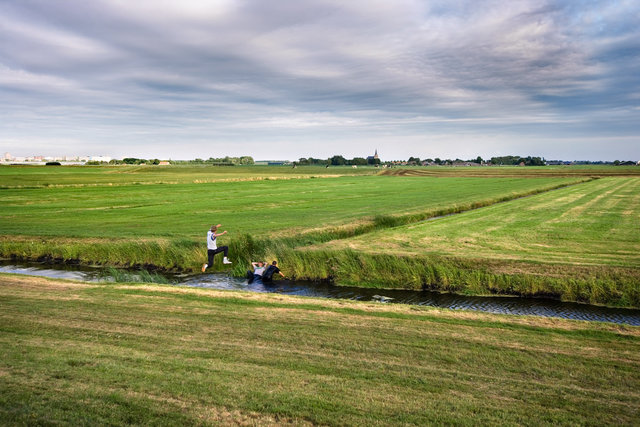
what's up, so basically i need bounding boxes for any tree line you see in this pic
[296,156,381,166]
[94,156,255,165]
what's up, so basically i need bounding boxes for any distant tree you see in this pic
[122,158,147,165]
[434,158,442,165]
[476,156,483,164]
[330,155,347,165]
[614,160,621,166]
[351,157,368,165]
[407,156,421,165]
[298,157,309,165]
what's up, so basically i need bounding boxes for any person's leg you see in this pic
[220,246,232,264]
[202,249,216,272]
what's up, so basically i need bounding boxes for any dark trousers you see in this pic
[207,247,228,266]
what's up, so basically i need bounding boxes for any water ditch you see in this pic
[1,260,639,326]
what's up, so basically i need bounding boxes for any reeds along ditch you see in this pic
[263,248,640,308]
[226,232,640,308]
[2,234,638,307]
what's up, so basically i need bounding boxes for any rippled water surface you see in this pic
[2,261,639,325]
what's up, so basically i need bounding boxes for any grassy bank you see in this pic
[264,249,640,307]
[1,274,638,425]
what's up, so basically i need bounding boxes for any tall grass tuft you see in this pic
[99,266,173,284]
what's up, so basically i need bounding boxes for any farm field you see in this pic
[1,274,638,426]
[0,164,377,188]
[1,164,639,306]
[306,177,640,307]
[380,165,640,178]
[0,165,582,248]
[0,173,580,239]
[1,164,638,189]
[323,177,640,268]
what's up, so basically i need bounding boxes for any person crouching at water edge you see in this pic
[262,260,285,282]
[202,224,232,272]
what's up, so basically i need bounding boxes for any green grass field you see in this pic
[324,177,640,268]
[1,274,638,425]
[0,172,581,238]
[0,164,376,188]
[1,164,639,306]
[2,164,637,189]
[302,176,640,306]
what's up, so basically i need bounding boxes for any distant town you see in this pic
[2,151,638,166]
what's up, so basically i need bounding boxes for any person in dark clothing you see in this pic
[262,260,284,282]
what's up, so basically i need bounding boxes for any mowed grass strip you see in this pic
[1,274,639,425]
[327,177,640,269]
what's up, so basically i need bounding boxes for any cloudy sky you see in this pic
[1,0,638,161]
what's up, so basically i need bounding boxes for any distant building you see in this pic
[254,160,290,166]
[366,149,380,164]
[90,156,112,162]
[3,152,11,161]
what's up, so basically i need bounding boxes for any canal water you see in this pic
[2,261,639,326]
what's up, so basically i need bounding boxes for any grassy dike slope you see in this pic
[1,274,639,425]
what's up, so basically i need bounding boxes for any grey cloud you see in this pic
[0,0,638,160]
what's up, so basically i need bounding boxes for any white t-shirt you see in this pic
[207,230,217,250]
[254,266,265,276]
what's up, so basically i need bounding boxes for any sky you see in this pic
[1,0,639,161]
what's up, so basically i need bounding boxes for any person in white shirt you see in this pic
[201,224,232,272]
[246,261,266,283]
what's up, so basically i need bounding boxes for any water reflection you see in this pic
[2,261,639,326]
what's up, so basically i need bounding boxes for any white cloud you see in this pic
[0,0,638,160]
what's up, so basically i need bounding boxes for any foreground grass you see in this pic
[1,274,639,425]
